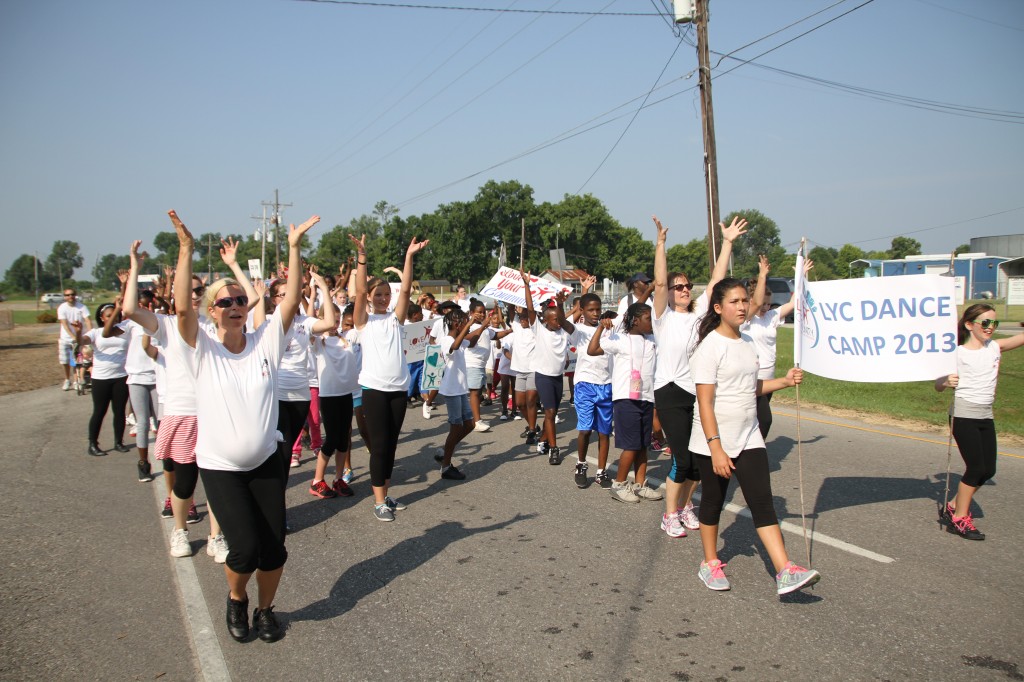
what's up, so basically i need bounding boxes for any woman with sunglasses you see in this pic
[172,210,317,643]
[82,299,130,456]
[935,304,1024,540]
[650,215,746,539]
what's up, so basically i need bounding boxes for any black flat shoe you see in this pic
[87,443,105,456]
[113,442,132,453]
[226,596,249,641]
[253,606,283,643]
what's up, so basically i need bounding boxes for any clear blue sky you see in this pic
[2,0,1022,280]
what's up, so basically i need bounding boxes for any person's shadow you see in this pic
[288,513,535,623]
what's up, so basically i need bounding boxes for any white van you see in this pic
[41,293,64,304]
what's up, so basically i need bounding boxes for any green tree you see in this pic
[837,244,867,278]
[471,179,538,264]
[373,200,399,227]
[534,193,624,279]
[45,240,83,287]
[807,245,841,280]
[721,209,785,278]
[889,236,922,259]
[152,231,180,266]
[92,253,130,290]
[953,243,970,256]
[4,254,54,292]
[666,238,710,282]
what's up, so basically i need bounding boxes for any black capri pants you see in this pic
[952,417,997,488]
[695,447,778,528]
[161,459,200,501]
[277,399,310,476]
[89,376,129,445]
[200,452,287,574]
[362,388,408,487]
[756,392,774,439]
[320,394,354,458]
[655,383,700,483]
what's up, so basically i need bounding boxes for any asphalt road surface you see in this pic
[1,386,1022,681]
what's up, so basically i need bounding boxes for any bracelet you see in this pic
[357,260,366,265]
[706,435,721,444]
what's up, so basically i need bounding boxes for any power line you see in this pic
[292,0,660,16]
[837,206,1024,248]
[909,0,1024,32]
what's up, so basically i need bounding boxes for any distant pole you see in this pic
[695,0,721,270]
[34,253,39,310]
[555,223,561,284]
[262,189,292,275]
[520,217,525,269]
[251,205,269,280]
[207,233,213,282]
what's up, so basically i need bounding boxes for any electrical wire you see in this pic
[292,0,660,16]
[839,206,1024,247]
[909,0,1024,32]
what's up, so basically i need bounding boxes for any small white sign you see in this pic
[248,259,263,281]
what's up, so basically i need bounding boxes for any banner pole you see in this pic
[794,237,811,566]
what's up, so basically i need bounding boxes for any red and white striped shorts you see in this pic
[153,414,197,464]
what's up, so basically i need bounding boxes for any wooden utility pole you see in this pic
[695,0,721,269]
[262,189,292,273]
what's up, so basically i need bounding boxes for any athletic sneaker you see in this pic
[433,449,445,463]
[595,470,612,489]
[385,496,407,511]
[776,562,821,595]
[474,421,491,433]
[332,478,354,497]
[519,427,531,438]
[441,464,466,481]
[661,512,686,538]
[207,534,229,563]
[548,446,561,465]
[513,412,523,420]
[610,480,640,504]
[573,461,588,488]
[422,403,432,419]
[678,503,700,530]
[161,497,173,519]
[341,467,353,484]
[128,424,138,437]
[309,480,339,499]
[62,379,71,391]
[137,460,153,483]
[526,429,538,446]
[374,503,395,522]
[940,501,955,521]
[537,440,549,455]
[186,503,200,524]
[663,446,672,456]
[499,412,509,421]
[649,438,664,452]
[252,606,283,643]
[554,414,564,424]
[634,482,664,501]
[947,513,985,541]
[698,560,730,591]
[290,454,300,468]
[170,528,192,558]
[126,413,137,436]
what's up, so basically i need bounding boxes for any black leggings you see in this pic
[756,392,774,439]
[200,452,287,574]
[362,388,408,487]
[162,460,200,500]
[277,400,310,475]
[695,448,778,528]
[655,383,699,483]
[953,417,997,488]
[89,376,129,445]
[320,394,354,457]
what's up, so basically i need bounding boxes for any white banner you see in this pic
[478,267,571,310]
[797,274,957,382]
[401,319,432,364]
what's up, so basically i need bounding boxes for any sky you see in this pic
[2,0,1022,281]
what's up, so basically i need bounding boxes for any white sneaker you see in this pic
[170,529,192,558]
[149,417,158,435]
[610,481,640,504]
[125,413,137,429]
[474,421,491,432]
[62,380,71,391]
[634,482,664,501]
[422,403,432,419]
[678,503,700,530]
[207,533,229,563]
[555,414,564,424]
[290,454,300,468]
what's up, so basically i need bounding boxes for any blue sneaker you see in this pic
[776,562,820,595]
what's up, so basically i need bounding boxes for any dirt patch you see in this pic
[0,324,64,396]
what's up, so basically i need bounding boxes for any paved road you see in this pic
[1,385,1022,681]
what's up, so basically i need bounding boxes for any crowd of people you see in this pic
[58,210,1020,643]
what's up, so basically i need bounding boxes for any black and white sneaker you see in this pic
[595,470,612,489]
[519,427,531,439]
[548,446,561,465]
[526,429,538,446]
[574,461,589,488]
[137,460,153,483]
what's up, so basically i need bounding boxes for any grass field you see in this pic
[774,327,1023,437]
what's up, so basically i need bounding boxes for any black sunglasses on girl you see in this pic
[669,283,693,292]
[192,286,206,295]
[212,295,249,309]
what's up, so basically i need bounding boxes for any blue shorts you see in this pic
[466,366,486,391]
[612,399,654,451]
[574,382,612,435]
[407,361,424,398]
[535,372,563,411]
[443,393,473,425]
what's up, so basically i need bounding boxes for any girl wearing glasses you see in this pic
[935,304,1024,540]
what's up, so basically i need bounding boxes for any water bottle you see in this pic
[629,369,642,400]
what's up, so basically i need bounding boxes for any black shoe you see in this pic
[525,429,538,446]
[947,514,985,541]
[87,442,105,457]
[519,427,531,439]
[548,446,561,465]
[433,451,444,463]
[226,596,250,641]
[441,464,466,481]
[574,462,589,488]
[113,442,132,453]
[137,460,153,482]
[596,471,612,489]
[252,606,283,643]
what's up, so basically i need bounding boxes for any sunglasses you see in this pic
[974,318,999,330]
[192,286,206,296]
[668,283,693,292]
[212,295,249,309]
[63,293,75,297]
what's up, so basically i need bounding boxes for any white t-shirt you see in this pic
[465,324,495,369]
[429,317,446,341]
[599,330,656,402]
[570,323,611,386]
[688,330,764,458]
[531,320,570,377]
[151,315,200,416]
[314,330,361,397]
[955,341,1001,407]
[740,308,782,380]
[84,324,129,380]
[497,337,513,375]
[186,313,287,472]
[358,313,411,392]
[438,334,469,397]
[123,320,156,385]
[58,301,90,341]
[509,323,536,374]
[652,296,709,393]
[276,313,317,401]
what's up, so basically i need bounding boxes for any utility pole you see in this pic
[695,0,721,270]
[250,205,269,280]
[262,189,292,274]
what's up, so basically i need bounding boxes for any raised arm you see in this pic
[219,237,259,313]
[308,265,336,333]
[653,216,670,317]
[251,278,267,329]
[776,258,813,320]
[750,255,769,316]
[707,216,748,292]
[170,211,199,348]
[279,216,321,333]
[447,316,474,354]
[520,269,538,325]
[123,241,158,333]
[587,318,613,356]
[997,332,1024,352]
[395,236,429,323]
[349,234,368,329]
[554,291,575,334]
[569,275,596,322]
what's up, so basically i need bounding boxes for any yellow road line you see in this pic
[774,411,1024,459]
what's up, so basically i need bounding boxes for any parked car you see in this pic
[41,293,64,304]
[766,278,795,323]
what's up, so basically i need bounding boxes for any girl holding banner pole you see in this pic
[935,304,1024,540]
[689,277,820,595]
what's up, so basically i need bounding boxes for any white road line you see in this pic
[583,455,896,564]
[152,482,232,682]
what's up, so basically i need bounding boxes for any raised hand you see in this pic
[581,275,597,293]
[253,278,267,300]
[288,215,320,248]
[347,234,367,256]
[652,215,668,243]
[117,269,130,285]
[220,237,240,266]
[758,254,770,277]
[406,236,429,257]
[168,210,194,247]
[308,264,326,288]
[383,266,403,279]
[129,240,144,270]
[720,216,748,243]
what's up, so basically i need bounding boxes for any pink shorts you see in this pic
[153,415,197,464]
